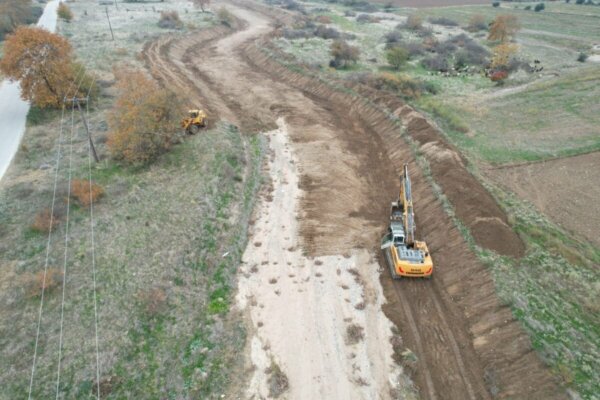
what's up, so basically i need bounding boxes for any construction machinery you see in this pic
[381,164,433,279]
[182,109,208,134]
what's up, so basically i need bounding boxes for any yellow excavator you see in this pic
[381,164,433,279]
[182,109,208,134]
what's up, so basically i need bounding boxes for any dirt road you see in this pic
[144,2,565,398]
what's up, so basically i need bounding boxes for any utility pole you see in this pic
[74,98,100,163]
[105,7,115,41]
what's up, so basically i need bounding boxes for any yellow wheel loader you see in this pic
[381,164,434,279]
[182,109,208,134]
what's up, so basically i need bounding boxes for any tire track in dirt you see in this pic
[143,1,566,399]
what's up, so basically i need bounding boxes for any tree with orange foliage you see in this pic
[491,43,519,70]
[107,69,184,164]
[0,26,88,108]
[488,14,520,43]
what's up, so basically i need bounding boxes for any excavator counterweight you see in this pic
[381,164,434,279]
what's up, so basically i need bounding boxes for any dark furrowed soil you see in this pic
[143,1,565,398]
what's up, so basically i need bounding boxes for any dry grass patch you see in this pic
[345,323,365,345]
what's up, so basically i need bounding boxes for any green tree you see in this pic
[386,47,409,70]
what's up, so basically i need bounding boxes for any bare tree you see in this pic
[193,0,210,12]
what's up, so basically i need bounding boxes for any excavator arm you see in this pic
[400,164,416,247]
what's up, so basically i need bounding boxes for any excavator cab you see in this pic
[182,109,207,134]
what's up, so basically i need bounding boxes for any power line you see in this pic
[27,103,66,400]
[27,65,88,400]
[85,77,102,400]
[54,102,77,400]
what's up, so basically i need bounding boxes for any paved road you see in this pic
[0,0,61,181]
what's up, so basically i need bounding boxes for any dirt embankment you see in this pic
[143,1,565,399]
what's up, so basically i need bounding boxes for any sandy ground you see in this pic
[0,0,61,181]
[489,151,600,247]
[236,119,405,399]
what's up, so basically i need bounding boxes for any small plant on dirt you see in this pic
[266,361,289,398]
[386,46,409,70]
[23,268,63,298]
[137,287,168,317]
[158,10,183,30]
[314,24,340,39]
[466,14,487,32]
[345,323,365,345]
[57,3,73,22]
[383,30,403,48]
[71,179,104,208]
[404,14,423,31]
[329,39,360,68]
[31,208,60,233]
[428,16,458,27]
[577,52,588,62]
[217,7,235,27]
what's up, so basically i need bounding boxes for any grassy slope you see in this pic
[0,1,263,398]
[273,1,600,398]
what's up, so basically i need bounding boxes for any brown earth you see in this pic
[370,0,492,7]
[143,1,565,399]
[488,151,600,247]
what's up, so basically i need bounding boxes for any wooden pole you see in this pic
[105,7,115,41]
[75,99,100,163]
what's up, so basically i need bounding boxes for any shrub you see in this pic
[404,14,422,30]
[434,41,457,55]
[282,28,311,39]
[384,30,403,47]
[577,52,588,62]
[330,39,360,68]
[344,10,356,17]
[368,72,435,99]
[71,179,104,208]
[492,1,500,7]
[216,7,234,27]
[108,69,185,164]
[422,54,449,72]
[314,24,340,39]
[405,41,425,56]
[534,2,546,11]
[24,268,63,298]
[386,47,409,70]
[466,14,487,32]
[356,13,373,23]
[576,0,584,4]
[315,15,332,24]
[158,10,183,29]
[490,42,519,70]
[57,3,73,22]
[138,287,168,316]
[490,69,508,83]
[428,17,458,26]
[345,323,365,345]
[525,5,532,10]
[31,208,60,233]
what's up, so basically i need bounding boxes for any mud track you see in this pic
[143,2,565,398]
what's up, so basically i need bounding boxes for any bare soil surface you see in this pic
[144,1,565,398]
[236,119,409,399]
[369,0,491,7]
[489,151,600,247]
